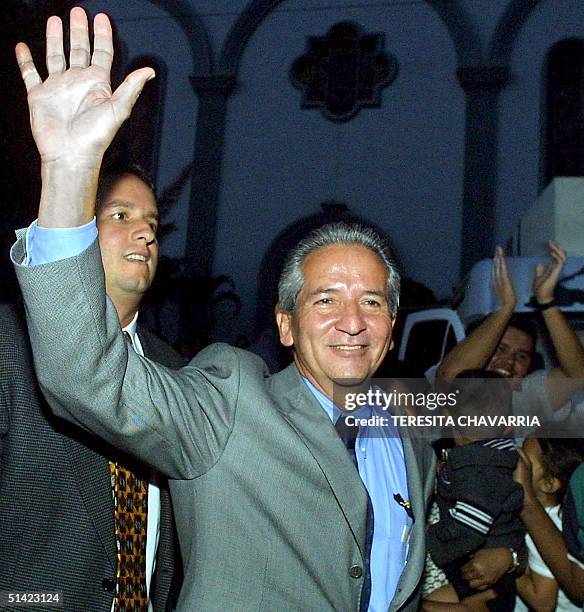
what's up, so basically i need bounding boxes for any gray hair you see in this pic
[277,222,400,316]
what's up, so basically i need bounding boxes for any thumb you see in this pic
[111,67,155,123]
[534,263,544,279]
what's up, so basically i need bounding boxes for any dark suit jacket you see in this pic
[13,239,436,611]
[0,304,184,611]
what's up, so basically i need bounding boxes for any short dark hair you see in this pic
[451,369,513,418]
[533,427,584,497]
[95,162,156,212]
[466,314,537,347]
[507,314,538,346]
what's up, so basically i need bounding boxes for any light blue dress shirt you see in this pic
[303,378,412,612]
[25,218,98,265]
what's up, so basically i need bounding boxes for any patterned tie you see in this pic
[335,414,374,612]
[108,330,149,612]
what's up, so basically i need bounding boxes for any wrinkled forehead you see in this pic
[301,243,388,284]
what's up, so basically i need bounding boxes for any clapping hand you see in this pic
[533,240,566,305]
[492,246,516,312]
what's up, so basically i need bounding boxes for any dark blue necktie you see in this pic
[335,414,374,612]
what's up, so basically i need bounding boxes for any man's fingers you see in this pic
[92,13,114,76]
[548,240,567,263]
[111,67,155,122]
[550,250,566,267]
[69,7,90,69]
[499,255,514,289]
[492,248,503,282]
[15,43,42,92]
[549,239,565,254]
[517,446,532,468]
[46,15,65,74]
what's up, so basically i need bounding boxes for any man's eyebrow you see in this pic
[101,200,159,219]
[305,287,387,299]
[363,290,387,299]
[305,287,340,298]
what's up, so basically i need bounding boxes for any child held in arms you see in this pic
[426,370,524,612]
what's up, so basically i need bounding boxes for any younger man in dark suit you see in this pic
[0,165,184,611]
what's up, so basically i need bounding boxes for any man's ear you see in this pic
[275,309,294,347]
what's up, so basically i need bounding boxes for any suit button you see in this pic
[349,564,363,579]
[102,578,116,592]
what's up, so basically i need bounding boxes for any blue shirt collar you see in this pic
[301,377,371,424]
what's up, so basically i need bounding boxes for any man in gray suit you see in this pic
[12,7,434,611]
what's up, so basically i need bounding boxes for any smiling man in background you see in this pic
[437,243,584,420]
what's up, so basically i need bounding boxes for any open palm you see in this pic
[532,240,566,304]
[16,8,154,164]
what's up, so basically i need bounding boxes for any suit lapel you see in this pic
[136,325,157,359]
[273,365,432,610]
[389,431,427,611]
[61,434,117,571]
[136,324,178,607]
[137,325,181,367]
[271,364,369,557]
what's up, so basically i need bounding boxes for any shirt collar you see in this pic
[301,377,370,424]
[122,311,139,344]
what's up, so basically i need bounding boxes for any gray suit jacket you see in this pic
[0,303,183,611]
[13,238,435,612]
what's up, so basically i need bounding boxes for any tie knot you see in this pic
[123,331,133,346]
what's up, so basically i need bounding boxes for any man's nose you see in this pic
[509,353,523,373]
[132,220,156,244]
[335,302,366,336]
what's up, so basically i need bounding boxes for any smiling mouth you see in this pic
[330,345,367,352]
[124,254,148,263]
[492,367,512,377]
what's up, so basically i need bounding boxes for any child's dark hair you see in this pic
[534,425,584,498]
[451,369,512,417]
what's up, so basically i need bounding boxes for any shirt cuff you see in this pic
[25,218,98,266]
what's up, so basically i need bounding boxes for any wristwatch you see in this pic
[507,548,520,573]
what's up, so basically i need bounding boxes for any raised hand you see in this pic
[492,246,516,311]
[533,240,566,305]
[15,7,155,227]
[15,7,154,165]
